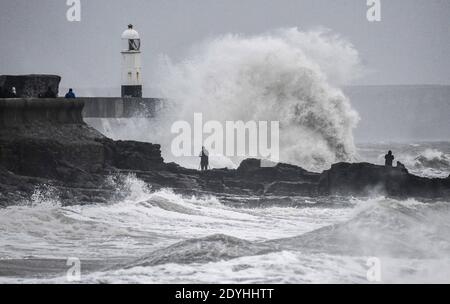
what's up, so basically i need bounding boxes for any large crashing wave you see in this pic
[154,28,361,170]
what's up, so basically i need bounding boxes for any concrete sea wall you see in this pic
[0,97,163,125]
[0,98,84,127]
[81,97,163,118]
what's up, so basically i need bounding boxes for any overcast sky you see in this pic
[1,0,449,92]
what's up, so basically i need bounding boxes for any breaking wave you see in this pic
[392,148,450,178]
[0,174,348,260]
[410,149,450,177]
[274,198,450,259]
[358,143,450,178]
[104,197,450,284]
[154,28,361,171]
[119,198,450,267]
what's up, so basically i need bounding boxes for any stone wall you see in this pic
[81,97,163,118]
[0,75,61,98]
[0,98,84,127]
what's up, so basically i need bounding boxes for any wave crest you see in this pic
[154,28,361,170]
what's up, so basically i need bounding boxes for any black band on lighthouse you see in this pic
[121,85,142,98]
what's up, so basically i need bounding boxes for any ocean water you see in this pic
[0,142,449,284]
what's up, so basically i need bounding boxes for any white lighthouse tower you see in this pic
[121,24,142,98]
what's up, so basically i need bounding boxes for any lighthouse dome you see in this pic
[121,25,140,40]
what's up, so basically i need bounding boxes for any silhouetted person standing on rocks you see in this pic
[65,88,76,99]
[199,146,209,171]
[39,86,56,98]
[0,86,4,98]
[385,150,395,167]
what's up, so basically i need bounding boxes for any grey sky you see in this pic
[1,0,449,93]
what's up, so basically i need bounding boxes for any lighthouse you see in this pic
[121,24,142,98]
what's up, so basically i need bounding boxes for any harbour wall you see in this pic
[0,98,163,124]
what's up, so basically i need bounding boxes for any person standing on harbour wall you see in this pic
[65,88,76,99]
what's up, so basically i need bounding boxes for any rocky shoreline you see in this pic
[0,99,449,207]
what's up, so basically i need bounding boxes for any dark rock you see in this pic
[0,75,61,98]
[0,125,106,181]
[99,139,164,171]
[223,179,265,195]
[237,158,319,183]
[237,158,261,172]
[319,162,450,198]
[265,181,318,196]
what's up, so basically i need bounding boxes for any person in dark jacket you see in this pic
[65,88,76,99]
[199,146,209,171]
[385,150,395,167]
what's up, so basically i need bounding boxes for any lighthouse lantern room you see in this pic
[121,24,142,98]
